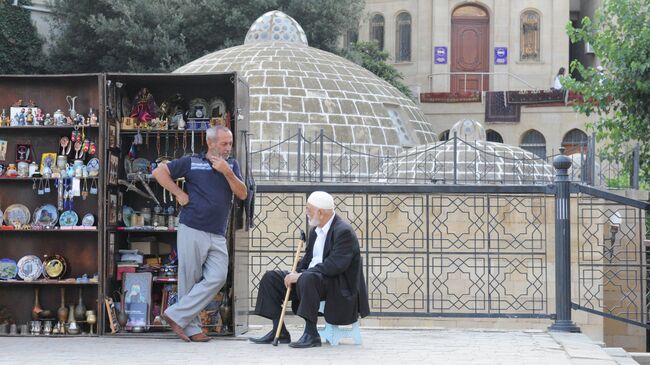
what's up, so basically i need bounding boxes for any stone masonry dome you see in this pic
[245,11,309,46]
[175,10,437,172]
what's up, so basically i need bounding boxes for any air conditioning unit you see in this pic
[584,42,594,55]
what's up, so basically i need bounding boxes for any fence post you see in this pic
[549,147,581,333]
[588,132,596,186]
[631,142,640,190]
[296,128,302,181]
[319,128,324,183]
[453,131,458,184]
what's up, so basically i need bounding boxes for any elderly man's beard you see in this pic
[307,213,320,227]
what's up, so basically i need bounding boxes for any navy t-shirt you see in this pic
[166,154,242,236]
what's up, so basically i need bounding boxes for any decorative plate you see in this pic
[132,158,150,174]
[81,213,95,227]
[0,208,3,226]
[33,204,58,227]
[59,210,78,227]
[17,255,43,281]
[3,204,30,227]
[122,206,134,227]
[0,258,18,280]
[87,158,100,176]
[42,254,67,279]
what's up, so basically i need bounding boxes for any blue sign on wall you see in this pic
[434,46,448,64]
[494,47,508,65]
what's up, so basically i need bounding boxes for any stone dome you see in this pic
[373,120,554,184]
[245,11,309,46]
[175,11,437,165]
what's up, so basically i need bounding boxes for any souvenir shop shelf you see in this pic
[0,74,105,337]
[102,73,250,338]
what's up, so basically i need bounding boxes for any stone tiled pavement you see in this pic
[0,325,640,365]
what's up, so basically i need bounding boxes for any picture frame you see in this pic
[117,190,124,224]
[108,153,119,185]
[107,232,116,279]
[0,139,7,161]
[108,193,118,226]
[40,152,57,173]
[108,122,117,148]
[123,272,153,327]
[104,296,120,333]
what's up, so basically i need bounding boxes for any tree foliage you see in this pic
[0,0,45,74]
[565,0,650,181]
[46,0,364,73]
[339,41,412,98]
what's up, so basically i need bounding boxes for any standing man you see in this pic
[251,191,370,348]
[153,125,247,342]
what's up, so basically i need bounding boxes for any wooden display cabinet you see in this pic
[102,73,250,337]
[0,74,105,337]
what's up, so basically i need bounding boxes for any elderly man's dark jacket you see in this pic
[293,214,370,325]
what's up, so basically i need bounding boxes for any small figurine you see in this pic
[34,108,44,126]
[88,108,98,126]
[43,113,53,126]
[53,109,65,125]
[130,87,159,124]
[25,108,34,125]
[0,109,6,127]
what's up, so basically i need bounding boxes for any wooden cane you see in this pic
[272,230,306,346]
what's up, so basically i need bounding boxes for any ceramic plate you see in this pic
[3,204,30,227]
[122,206,134,227]
[42,255,66,279]
[0,258,18,280]
[59,210,78,226]
[87,158,100,175]
[17,255,42,281]
[33,204,58,226]
[81,213,95,227]
[132,158,150,174]
[0,208,3,226]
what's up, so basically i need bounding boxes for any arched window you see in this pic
[520,10,540,61]
[344,28,358,49]
[486,130,503,143]
[562,129,589,155]
[396,12,411,62]
[520,130,546,158]
[370,14,385,50]
[439,130,450,141]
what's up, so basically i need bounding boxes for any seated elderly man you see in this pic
[251,191,369,348]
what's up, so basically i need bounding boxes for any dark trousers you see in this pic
[254,270,328,323]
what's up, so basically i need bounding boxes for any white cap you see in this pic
[307,191,335,210]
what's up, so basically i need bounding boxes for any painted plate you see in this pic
[132,158,150,174]
[81,213,95,227]
[42,255,67,279]
[0,208,3,226]
[87,158,100,176]
[3,204,30,227]
[33,204,58,226]
[0,258,18,280]
[59,210,78,227]
[17,255,43,281]
[122,206,134,227]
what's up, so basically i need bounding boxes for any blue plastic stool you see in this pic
[318,301,362,346]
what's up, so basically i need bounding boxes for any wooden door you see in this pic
[451,5,489,93]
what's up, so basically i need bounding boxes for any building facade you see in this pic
[355,0,602,159]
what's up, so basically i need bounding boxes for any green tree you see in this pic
[0,0,45,74]
[564,0,650,182]
[46,0,364,73]
[340,41,412,98]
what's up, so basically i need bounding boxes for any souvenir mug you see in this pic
[56,155,67,170]
[0,163,5,176]
[17,162,29,177]
[73,160,84,176]
[29,161,38,177]
[53,109,65,125]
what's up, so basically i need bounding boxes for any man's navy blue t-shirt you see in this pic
[167,154,242,236]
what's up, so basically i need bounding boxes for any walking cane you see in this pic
[272,229,306,346]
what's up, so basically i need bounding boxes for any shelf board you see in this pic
[0,125,99,130]
[153,277,177,283]
[0,333,99,338]
[120,129,204,135]
[0,176,99,181]
[114,227,176,233]
[0,228,98,232]
[0,280,98,286]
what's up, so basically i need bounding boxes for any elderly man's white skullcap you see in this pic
[307,191,335,210]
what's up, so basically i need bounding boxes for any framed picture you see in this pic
[107,232,116,279]
[108,153,119,185]
[0,139,7,161]
[108,122,116,148]
[108,193,118,226]
[40,152,56,174]
[123,272,153,327]
[117,191,124,224]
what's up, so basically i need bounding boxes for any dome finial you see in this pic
[244,10,308,46]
